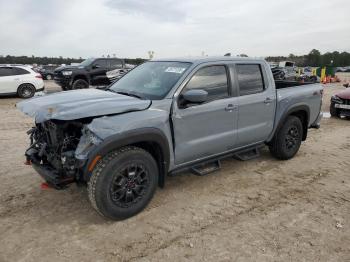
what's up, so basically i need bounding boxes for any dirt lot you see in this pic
[0,78,349,262]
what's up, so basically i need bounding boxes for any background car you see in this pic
[0,65,44,98]
[37,65,58,80]
[330,88,350,117]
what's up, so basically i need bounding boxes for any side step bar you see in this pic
[191,160,221,176]
[233,147,260,161]
[170,145,263,177]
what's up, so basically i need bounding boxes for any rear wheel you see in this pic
[72,79,89,89]
[269,116,303,160]
[88,146,158,220]
[17,84,36,98]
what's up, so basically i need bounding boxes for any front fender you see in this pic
[82,127,170,184]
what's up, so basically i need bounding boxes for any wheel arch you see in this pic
[73,74,89,84]
[83,128,170,188]
[268,105,310,143]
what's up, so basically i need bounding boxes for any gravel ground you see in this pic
[0,78,349,262]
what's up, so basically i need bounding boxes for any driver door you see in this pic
[172,65,238,165]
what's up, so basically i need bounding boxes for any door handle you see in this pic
[225,104,238,111]
[264,97,273,104]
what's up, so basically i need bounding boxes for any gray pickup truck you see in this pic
[18,57,323,220]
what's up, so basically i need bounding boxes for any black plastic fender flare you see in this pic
[82,127,170,187]
[267,104,310,143]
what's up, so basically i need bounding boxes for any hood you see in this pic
[55,65,83,71]
[336,88,350,100]
[17,89,151,123]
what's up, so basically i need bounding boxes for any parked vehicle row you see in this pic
[18,57,323,220]
[0,65,44,98]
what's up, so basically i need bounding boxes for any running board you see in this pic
[191,160,221,176]
[233,147,260,161]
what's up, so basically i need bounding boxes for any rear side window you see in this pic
[93,59,108,68]
[12,67,30,75]
[184,65,229,101]
[109,59,123,69]
[236,64,264,96]
[0,67,13,77]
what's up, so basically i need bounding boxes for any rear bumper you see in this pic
[310,112,322,129]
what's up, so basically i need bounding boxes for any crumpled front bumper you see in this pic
[25,147,76,189]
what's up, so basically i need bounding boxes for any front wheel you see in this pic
[72,79,89,89]
[269,116,303,160]
[88,146,158,220]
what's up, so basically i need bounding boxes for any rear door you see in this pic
[172,64,239,165]
[90,59,109,85]
[234,63,276,146]
[0,67,17,93]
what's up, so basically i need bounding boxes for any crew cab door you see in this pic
[90,59,109,85]
[0,67,18,93]
[172,64,238,165]
[234,63,276,146]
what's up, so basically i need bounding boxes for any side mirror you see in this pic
[182,89,208,104]
[92,64,100,69]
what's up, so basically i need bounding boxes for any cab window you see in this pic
[183,65,229,101]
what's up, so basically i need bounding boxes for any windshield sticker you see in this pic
[165,67,186,74]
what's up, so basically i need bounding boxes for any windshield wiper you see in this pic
[115,91,143,99]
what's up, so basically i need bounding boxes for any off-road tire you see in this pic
[330,102,340,117]
[17,84,36,98]
[88,146,158,220]
[269,116,303,160]
[72,79,89,89]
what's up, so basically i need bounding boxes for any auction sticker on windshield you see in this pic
[165,67,186,74]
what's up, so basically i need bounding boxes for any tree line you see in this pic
[265,49,350,67]
[1,50,349,67]
[0,55,147,66]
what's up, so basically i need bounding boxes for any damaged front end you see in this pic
[25,120,101,189]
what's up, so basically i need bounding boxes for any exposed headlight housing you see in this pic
[75,127,102,160]
[62,71,73,76]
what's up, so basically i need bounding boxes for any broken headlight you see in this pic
[75,126,102,160]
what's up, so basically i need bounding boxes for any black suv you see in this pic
[54,58,125,90]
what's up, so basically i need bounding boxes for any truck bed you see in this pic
[275,80,317,89]
[274,81,323,128]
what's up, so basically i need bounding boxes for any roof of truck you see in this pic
[153,56,265,64]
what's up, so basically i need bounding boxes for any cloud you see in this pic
[106,0,187,22]
[0,0,349,59]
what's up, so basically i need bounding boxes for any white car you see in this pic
[0,65,44,98]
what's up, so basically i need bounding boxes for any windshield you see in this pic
[109,61,191,99]
[79,58,95,67]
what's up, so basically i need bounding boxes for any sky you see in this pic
[0,0,349,59]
